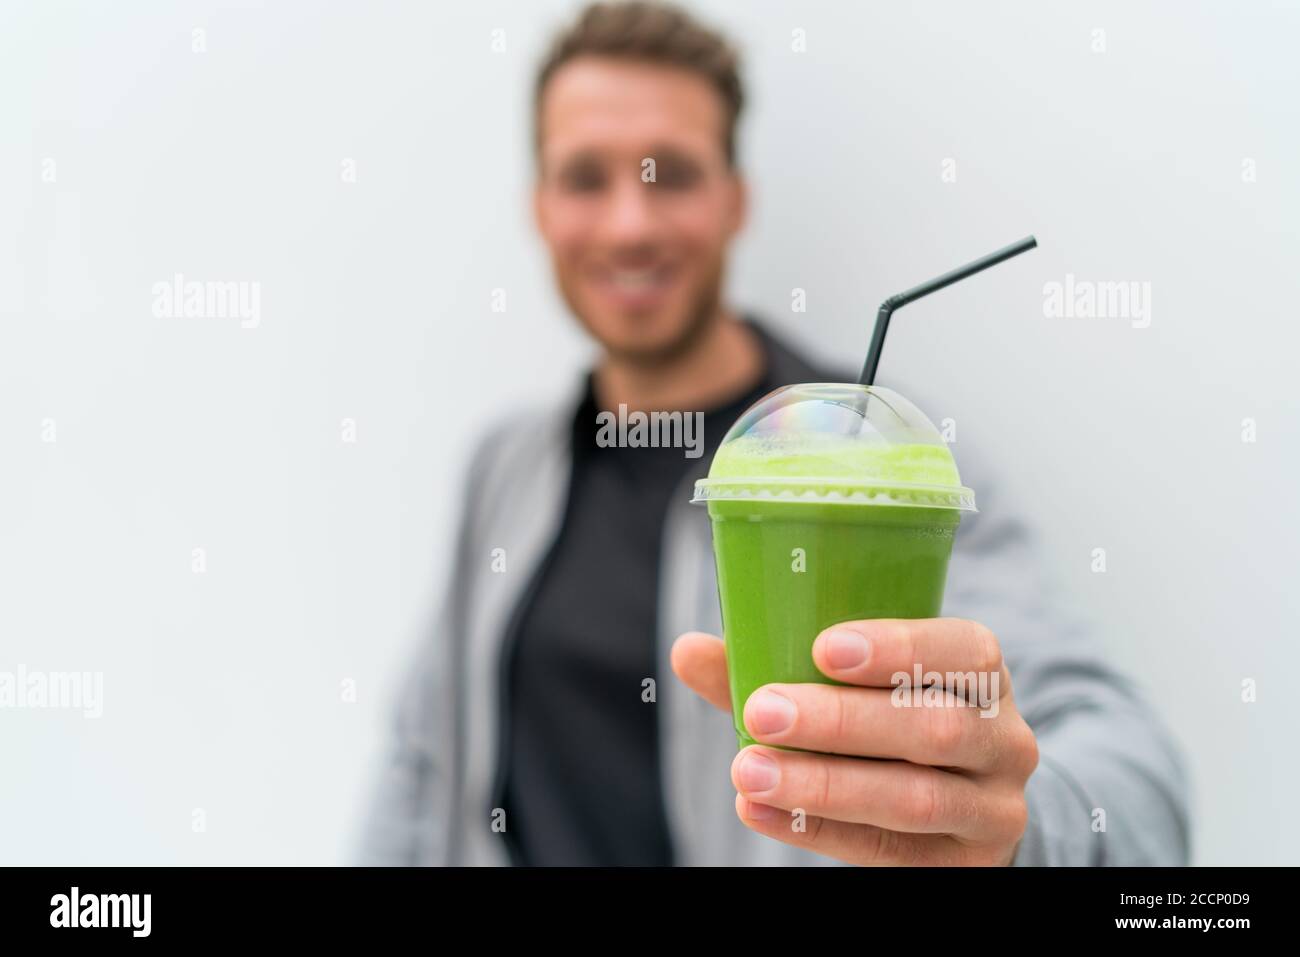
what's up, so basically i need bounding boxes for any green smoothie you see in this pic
[693,385,974,750]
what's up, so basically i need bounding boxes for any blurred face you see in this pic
[534,56,747,365]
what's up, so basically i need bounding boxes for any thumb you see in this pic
[670,631,731,713]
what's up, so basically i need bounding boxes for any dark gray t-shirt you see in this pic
[498,356,776,866]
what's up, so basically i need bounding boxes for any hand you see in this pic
[671,618,1039,866]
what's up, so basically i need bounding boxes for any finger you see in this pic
[670,631,731,713]
[744,684,1030,775]
[734,794,972,866]
[812,618,1013,700]
[731,745,1009,840]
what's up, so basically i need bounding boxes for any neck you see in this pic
[593,308,764,412]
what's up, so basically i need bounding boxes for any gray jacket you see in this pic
[358,325,1191,866]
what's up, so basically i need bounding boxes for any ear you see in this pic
[725,171,749,238]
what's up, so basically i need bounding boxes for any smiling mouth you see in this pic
[594,264,677,291]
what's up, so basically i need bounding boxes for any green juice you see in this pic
[707,496,959,749]
[697,404,973,751]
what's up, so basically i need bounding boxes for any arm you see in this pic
[942,446,1191,866]
[354,433,497,866]
[671,441,1191,866]
[355,594,456,866]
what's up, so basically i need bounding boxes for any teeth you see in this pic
[610,268,667,289]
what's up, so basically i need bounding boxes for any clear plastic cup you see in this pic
[692,383,976,750]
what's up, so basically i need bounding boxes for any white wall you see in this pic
[1,0,1295,865]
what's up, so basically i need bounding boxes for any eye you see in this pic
[654,159,702,189]
[560,163,606,193]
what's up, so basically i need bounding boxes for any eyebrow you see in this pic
[643,143,704,165]
[552,143,707,172]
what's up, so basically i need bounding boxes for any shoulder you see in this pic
[465,399,571,495]
[746,316,847,384]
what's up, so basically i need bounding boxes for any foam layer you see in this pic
[709,433,961,488]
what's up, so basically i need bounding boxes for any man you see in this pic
[359,1,1189,866]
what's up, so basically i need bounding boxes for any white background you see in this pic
[1,0,1296,865]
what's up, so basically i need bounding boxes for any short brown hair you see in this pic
[533,1,745,168]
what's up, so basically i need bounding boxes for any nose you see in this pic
[598,173,663,246]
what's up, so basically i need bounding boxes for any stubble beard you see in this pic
[565,261,727,373]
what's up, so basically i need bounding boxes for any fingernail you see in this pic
[743,799,778,822]
[746,688,796,735]
[823,628,870,670]
[736,750,779,793]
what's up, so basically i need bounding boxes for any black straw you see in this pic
[858,235,1038,386]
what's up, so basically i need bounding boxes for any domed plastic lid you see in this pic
[692,383,975,510]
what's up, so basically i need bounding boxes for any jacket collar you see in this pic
[742,314,834,387]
